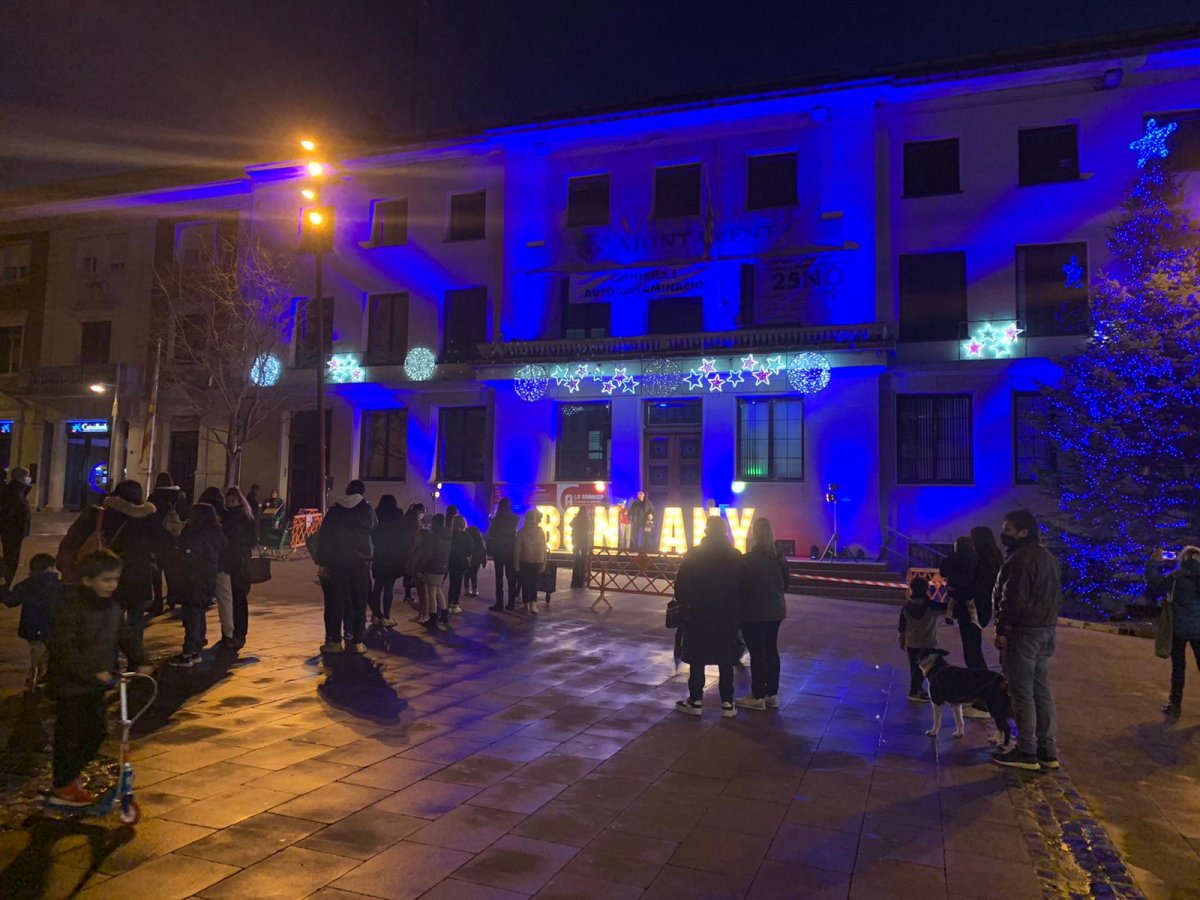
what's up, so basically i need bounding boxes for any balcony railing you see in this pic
[27,363,142,395]
[474,322,892,363]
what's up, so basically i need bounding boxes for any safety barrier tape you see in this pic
[790,572,907,589]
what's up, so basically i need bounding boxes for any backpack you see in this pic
[56,508,125,583]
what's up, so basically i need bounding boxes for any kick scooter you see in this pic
[43,671,158,826]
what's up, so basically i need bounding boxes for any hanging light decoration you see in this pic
[787,352,832,394]
[327,353,365,383]
[642,359,682,397]
[404,347,437,381]
[514,364,550,402]
[249,353,281,387]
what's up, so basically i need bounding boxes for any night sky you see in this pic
[1,0,1198,191]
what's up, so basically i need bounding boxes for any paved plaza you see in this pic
[0,529,1197,899]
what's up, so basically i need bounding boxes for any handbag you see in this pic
[247,556,272,585]
[665,597,684,629]
[1154,578,1175,659]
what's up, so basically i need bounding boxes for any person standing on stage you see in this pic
[628,491,656,552]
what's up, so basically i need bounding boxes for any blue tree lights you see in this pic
[1043,118,1200,615]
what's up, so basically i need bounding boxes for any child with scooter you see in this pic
[48,550,124,806]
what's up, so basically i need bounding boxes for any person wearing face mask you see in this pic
[991,510,1062,772]
[0,466,34,586]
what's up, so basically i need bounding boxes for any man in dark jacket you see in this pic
[991,509,1062,771]
[0,466,33,586]
[628,491,656,552]
[674,516,743,717]
[313,481,376,654]
[486,498,519,611]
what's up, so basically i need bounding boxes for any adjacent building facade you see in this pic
[2,38,1198,557]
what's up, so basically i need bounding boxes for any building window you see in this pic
[0,241,32,284]
[903,139,960,197]
[566,174,610,227]
[0,326,22,373]
[747,153,797,210]
[172,313,206,363]
[106,233,127,272]
[898,251,967,342]
[443,287,487,362]
[371,199,409,245]
[295,297,334,368]
[556,402,611,480]
[1018,124,1079,186]
[360,409,407,481]
[1013,392,1056,484]
[562,301,610,339]
[1016,242,1089,336]
[365,293,409,365]
[1145,111,1200,171]
[645,399,702,427]
[447,190,486,241]
[737,398,804,481]
[648,296,703,334]
[654,164,701,218]
[176,222,216,266]
[897,394,973,485]
[439,406,488,482]
[77,236,104,275]
[80,320,112,366]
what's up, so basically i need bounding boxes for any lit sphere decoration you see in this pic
[404,347,437,381]
[514,364,549,402]
[787,352,831,394]
[641,358,682,397]
[250,353,281,387]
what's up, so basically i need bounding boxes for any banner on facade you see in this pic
[753,252,847,324]
[567,265,708,304]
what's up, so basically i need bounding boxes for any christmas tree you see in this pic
[1044,119,1200,616]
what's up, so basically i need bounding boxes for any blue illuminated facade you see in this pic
[4,37,1200,542]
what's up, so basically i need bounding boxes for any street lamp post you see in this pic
[301,144,329,514]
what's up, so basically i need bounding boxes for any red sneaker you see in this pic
[52,779,96,807]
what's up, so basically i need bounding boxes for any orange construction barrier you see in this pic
[291,509,323,550]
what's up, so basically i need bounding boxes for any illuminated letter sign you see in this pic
[658,507,688,555]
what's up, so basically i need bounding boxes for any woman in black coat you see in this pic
[218,486,256,650]
[674,516,743,718]
[369,495,405,627]
[168,502,227,667]
[103,480,172,671]
[939,536,984,669]
[736,517,788,710]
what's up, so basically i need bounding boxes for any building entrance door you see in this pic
[642,399,703,551]
[288,410,331,513]
[168,430,199,503]
[64,422,110,510]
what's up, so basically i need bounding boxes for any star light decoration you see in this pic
[249,353,281,387]
[514,364,550,402]
[403,347,437,381]
[544,362,638,396]
[1129,118,1177,169]
[326,353,365,383]
[961,322,1024,360]
[682,352,788,392]
[786,352,832,394]
[1063,255,1083,290]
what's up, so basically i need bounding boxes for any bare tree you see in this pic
[156,233,295,485]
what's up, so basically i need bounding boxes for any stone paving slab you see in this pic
[0,530,1197,898]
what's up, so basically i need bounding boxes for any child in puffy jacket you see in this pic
[4,553,64,690]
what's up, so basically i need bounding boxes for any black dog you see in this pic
[918,651,1013,748]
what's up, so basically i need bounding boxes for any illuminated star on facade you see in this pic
[621,376,640,394]
[601,379,617,395]
[964,339,983,357]
[753,368,772,385]
[566,378,582,393]
[685,369,708,390]
[740,353,759,371]
[765,355,786,375]
[1004,324,1024,342]
[699,358,717,374]
[574,364,591,380]
[1129,118,1177,168]
[1062,255,1083,289]
[707,372,726,392]
[726,370,746,388]
[611,367,630,385]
